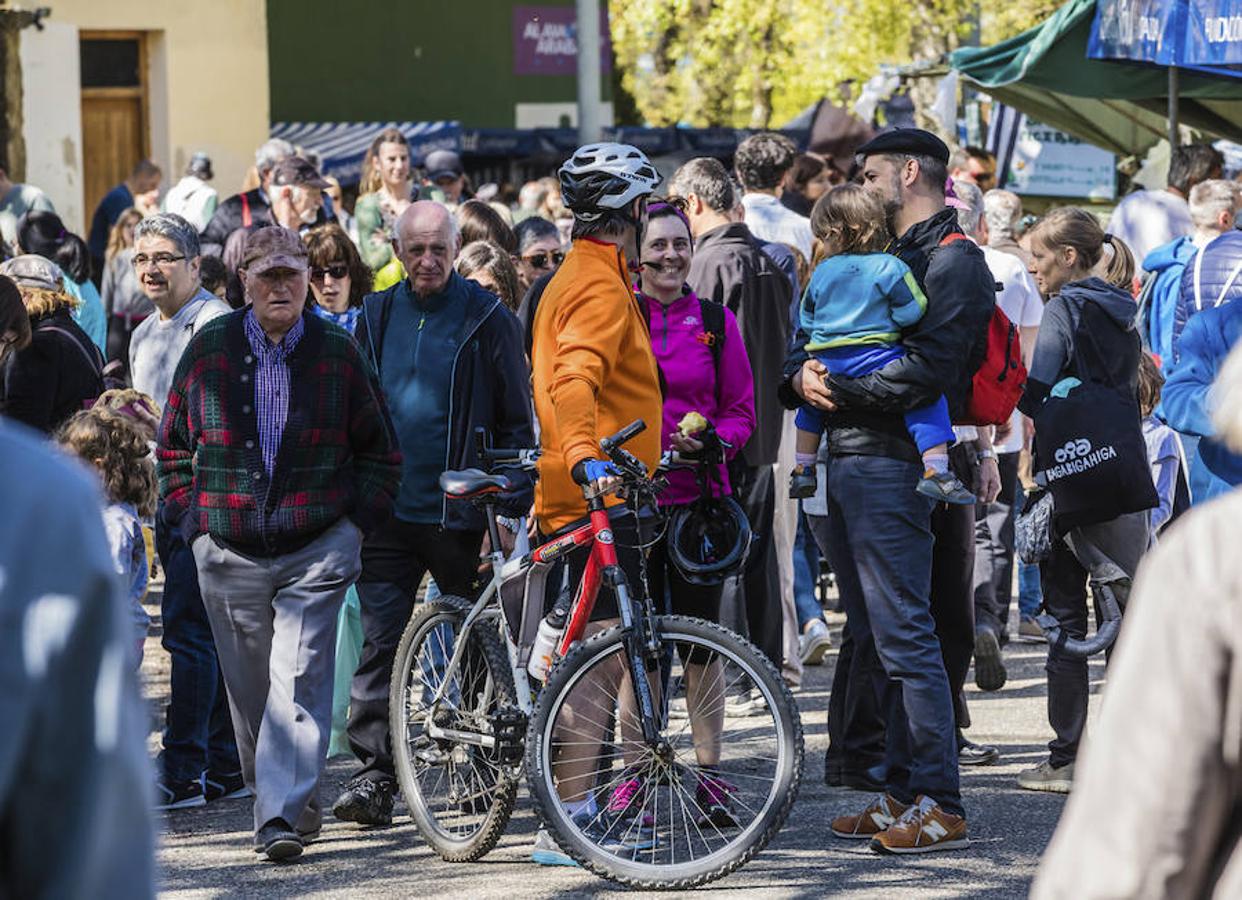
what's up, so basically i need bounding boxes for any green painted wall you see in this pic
[266,0,611,126]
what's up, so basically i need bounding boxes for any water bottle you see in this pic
[527,606,568,682]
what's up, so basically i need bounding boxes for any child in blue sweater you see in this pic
[58,406,157,667]
[790,184,974,505]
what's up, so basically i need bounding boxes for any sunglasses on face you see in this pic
[522,250,564,270]
[309,263,349,282]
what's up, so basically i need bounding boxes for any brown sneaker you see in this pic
[870,795,968,854]
[830,793,910,840]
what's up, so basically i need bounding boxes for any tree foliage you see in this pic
[609,0,1061,128]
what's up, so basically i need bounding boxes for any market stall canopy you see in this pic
[1088,0,1242,71]
[949,0,1242,157]
[269,121,462,184]
[271,123,810,185]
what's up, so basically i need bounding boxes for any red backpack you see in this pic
[938,233,1027,426]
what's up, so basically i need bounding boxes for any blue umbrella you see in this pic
[1089,0,1241,71]
[1088,0,1242,143]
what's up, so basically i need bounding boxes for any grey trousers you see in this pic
[193,517,362,835]
[973,450,1020,635]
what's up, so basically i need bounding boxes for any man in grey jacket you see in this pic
[0,418,155,898]
[670,157,792,682]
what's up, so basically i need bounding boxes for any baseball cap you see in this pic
[270,156,331,190]
[856,128,951,167]
[424,149,464,182]
[241,226,309,275]
[0,254,65,291]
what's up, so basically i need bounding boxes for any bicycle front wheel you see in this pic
[525,615,803,889]
[390,596,518,862]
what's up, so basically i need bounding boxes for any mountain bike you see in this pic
[388,420,803,889]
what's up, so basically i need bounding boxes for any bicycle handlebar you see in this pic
[475,426,541,471]
[600,419,646,454]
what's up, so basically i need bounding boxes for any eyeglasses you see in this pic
[310,263,349,282]
[521,250,565,270]
[131,253,187,269]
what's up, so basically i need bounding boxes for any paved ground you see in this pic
[144,589,1102,899]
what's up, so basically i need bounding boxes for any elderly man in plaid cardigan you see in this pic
[158,227,402,862]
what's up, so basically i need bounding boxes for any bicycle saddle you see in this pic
[439,469,513,498]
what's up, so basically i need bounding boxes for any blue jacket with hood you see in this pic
[1161,300,1242,493]
[1141,235,1196,365]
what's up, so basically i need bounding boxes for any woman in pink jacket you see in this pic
[636,199,756,830]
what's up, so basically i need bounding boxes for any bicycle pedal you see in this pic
[489,706,529,765]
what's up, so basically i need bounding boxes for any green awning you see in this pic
[949,0,1242,157]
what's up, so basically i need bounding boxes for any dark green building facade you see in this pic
[266,0,613,126]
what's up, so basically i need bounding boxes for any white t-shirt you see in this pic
[742,193,814,260]
[128,288,231,410]
[1105,189,1192,266]
[982,245,1044,454]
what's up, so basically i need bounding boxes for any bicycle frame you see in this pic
[424,502,663,751]
[422,420,667,749]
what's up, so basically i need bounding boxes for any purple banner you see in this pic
[513,5,611,76]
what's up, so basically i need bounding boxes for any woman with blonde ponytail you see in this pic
[1094,230,1137,292]
[1014,205,1155,795]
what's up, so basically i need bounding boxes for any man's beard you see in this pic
[881,173,903,232]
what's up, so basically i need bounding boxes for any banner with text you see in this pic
[1004,121,1117,200]
[513,5,611,76]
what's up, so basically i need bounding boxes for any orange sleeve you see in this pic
[549,277,629,470]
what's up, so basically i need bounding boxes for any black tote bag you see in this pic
[1033,301,1157,533]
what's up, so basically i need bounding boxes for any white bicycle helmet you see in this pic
[558,143,662,220]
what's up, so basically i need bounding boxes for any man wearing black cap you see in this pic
[268,156,331,230]
[214,156,335,308]
[779,128,997,854]
[422,149,468,205]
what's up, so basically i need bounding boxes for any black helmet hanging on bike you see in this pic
[667,494,751,585]
[558,142,662,222]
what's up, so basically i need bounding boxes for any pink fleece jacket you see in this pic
[638,290,756,506]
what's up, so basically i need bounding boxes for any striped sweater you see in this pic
[157,309,402,556]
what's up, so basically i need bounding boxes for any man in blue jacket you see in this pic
[332,201,535,826]
[1141,179,1239,366]
[1162,300,1242,492]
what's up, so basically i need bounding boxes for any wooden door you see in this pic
[80,33,148,221]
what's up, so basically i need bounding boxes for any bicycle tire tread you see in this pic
[526,614,804,889]
[389,595,520,863]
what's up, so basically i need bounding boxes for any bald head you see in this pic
[394,201,456,248]
[393,201,460,296]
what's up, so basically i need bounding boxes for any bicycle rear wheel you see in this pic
[525,615,803,889]
[390,596,519,862]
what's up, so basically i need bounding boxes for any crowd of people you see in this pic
[2,121,1242,892]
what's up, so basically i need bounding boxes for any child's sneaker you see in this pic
[789,464,817,499]
[916,470,976,505]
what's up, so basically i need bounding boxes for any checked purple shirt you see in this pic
[243,309,304,476]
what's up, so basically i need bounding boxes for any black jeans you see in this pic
[348,517,483,784]
[807,512,885,780]
[155,511,240,783]
[973,451,1020,636]
[930,454,977,732]
[717,461,784,670]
